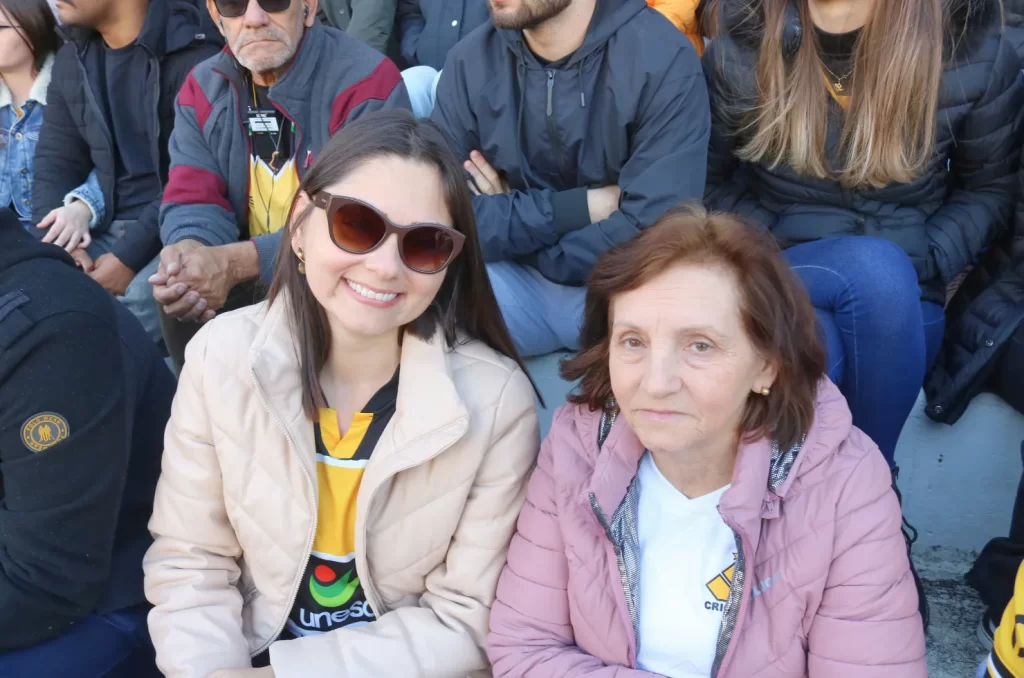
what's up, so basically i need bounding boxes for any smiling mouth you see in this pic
[346,279,399,303]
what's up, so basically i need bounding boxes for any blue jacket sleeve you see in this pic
[430,55,588,262]
[926,35,1024,285]
[0,311,130,651]
[64,170,106,228]
[533,66,712,285]
[397,0,425,66]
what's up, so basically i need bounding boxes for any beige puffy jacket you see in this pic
[143,301,540,678]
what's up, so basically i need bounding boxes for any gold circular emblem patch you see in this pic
[21,413,70,452]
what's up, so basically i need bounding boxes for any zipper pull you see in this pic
[304,150,313,169]
[546,71,554,117]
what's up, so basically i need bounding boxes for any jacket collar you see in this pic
[58,0,209,58]
[214,21,325,110]
[248,298,470,477]
[579,379,853,545]
[720,0,1001,60]
[0,54,53,109]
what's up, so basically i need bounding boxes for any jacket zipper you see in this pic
[356,423,468,616]
[710,522,747,677]
[588,493,637,659]
[213,68,252,230]
[546,71,566,179]
[75,58,115,230]
[248,366,318,656]
[150,58,163,191]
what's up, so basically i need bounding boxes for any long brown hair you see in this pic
[268,110,538,419]
[562,205,826,451]
[0,0,59,72]
[735,0,944,188]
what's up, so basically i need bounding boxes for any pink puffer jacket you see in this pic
[488,380,926,677]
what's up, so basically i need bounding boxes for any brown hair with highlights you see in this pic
[561,205,826,450]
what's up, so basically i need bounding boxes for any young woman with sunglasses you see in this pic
[143,110,541,678]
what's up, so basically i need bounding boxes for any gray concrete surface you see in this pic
[919,547,988,678]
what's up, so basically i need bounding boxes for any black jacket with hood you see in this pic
[703,0,1024,306]
[31,0,222,272]
[431,0,710,285]
[0,208,175,651]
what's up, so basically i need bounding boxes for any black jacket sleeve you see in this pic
[0,308,131,651]
[31,49,92,230]
[926,34,1024,285]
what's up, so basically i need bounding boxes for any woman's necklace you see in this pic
[821,61,852,93]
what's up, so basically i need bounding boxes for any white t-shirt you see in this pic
[635,452,737,678]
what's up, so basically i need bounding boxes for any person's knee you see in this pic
[840,237,921,303]
[401,66,441,119]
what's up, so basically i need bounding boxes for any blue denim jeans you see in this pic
[784,237,945,466]
[0,605,158,678]
[402,65,441,119]
[487,261,586,357]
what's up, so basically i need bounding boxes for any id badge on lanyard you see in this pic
[247,107,280,134]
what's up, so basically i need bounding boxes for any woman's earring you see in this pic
[297,247,306,275]
[759,386,771,396]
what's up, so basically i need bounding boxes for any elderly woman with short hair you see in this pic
[487,206,927,678]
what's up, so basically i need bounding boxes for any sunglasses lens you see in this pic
[331,203,387,253]
[258,0,292,12]
[214,0,248,16]
[215,0,289,17]
[402,226,456,273]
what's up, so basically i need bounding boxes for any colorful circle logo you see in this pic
[309,564,360,608]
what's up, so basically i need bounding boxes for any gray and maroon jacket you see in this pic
[160,22,411,282]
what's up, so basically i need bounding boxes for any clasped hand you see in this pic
[149,240,232,323]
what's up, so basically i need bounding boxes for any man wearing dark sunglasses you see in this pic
[153,0,411,372]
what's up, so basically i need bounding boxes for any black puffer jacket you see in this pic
[925,191,1024,423]
[31,0,221,272]
[703,0,1024,306]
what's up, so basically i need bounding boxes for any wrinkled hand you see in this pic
[89,253,134,295]
[37,200,93,251]
[70,248,95,273]
[150,241,225,322]
[586,185,621,223]
[209,668,275,678]
[464,150,509,195]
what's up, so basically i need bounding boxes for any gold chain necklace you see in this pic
[821,61,851,93]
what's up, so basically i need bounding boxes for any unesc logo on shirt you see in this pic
[21,412,69,452]
[705,554,737,612]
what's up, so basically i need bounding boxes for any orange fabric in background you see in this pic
[647,0,705,56]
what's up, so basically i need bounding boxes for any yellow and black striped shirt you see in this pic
[285,370,398,637]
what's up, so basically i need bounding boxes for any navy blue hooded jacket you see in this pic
[0,208,175,651]
[431,0,710,285]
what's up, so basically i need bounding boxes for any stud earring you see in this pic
[759,386,771,396]
[297,247,306,275]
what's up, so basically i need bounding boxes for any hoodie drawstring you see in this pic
[578,61,586,108]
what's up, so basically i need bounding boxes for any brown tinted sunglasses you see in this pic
[311,193,465,274]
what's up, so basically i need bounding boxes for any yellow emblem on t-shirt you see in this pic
[21,412,70,452]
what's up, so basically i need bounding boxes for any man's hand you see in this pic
[587,185,621,223]
[89,253,135,296]
[464,150,509,195]
[70,248,95,273]
[151,241,259,322]
[37,201,93,252]
[209,668,275,678]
